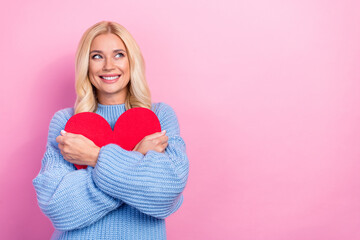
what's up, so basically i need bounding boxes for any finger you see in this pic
[56,135,64,144]
[158,135,169,144]
[60,130,67,136]
[62,154,72,163]
[161,146,166,153]
[155,144,167,153]
[67,133,90,142]
[133,140,141,151]
[146,130,166,141]
[58,143,63,151]
[60,148,65,157]
[145,133,162,140]
[63,132,77,138]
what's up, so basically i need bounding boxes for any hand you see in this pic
[56,130,100,168]
[133,130,169,155]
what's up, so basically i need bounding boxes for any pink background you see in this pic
[1,0,360,239]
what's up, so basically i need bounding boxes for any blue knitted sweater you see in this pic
[32,102,189,240]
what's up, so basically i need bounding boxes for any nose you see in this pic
[103,58,115,71]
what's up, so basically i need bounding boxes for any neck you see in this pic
[97,90,127,105]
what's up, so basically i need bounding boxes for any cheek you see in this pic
[88,75,96,86]
[88,63,101,82]
[88,73,100,89]
[119,59,130,74]
[89,61,102,74]
[123,64,131,80]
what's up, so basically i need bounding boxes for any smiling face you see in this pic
[88,33,131,105]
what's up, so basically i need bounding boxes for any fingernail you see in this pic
[162,130,166,134]
[61,130,66,135]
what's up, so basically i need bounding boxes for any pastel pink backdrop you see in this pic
[0,0,359,239]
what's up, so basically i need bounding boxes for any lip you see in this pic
[99,74,121,84]
[100,74,121,77]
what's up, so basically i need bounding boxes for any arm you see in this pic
[32,108,123,231]
[92,102,189,219]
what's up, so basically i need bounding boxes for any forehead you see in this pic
[90,33,126,51]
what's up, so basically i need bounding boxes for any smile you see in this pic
[99,75,121,83]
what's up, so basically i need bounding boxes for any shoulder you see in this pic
[151,102,180,136]
[151,102,176,116]
[50,107,74,124]
[47,107,74,147]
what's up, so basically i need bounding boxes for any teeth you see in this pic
[101,75,120,80]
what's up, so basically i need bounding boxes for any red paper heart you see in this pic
[64,107,161,170]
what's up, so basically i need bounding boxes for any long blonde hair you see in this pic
[74,21,151,114]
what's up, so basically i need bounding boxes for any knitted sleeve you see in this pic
[92,102,189,219]
[32,108,123,231]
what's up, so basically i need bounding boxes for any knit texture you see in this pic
[32,102,189,240]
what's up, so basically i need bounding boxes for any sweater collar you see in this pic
[96,103,126,120]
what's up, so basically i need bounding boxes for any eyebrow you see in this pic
[90,49,126,54]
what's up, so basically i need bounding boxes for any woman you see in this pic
[32,21,189,240]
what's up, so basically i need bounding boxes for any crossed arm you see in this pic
[32,103,189,231]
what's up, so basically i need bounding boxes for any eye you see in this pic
[115,52,125,58]
[91,54,102,59]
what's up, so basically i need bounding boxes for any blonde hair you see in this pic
[74,21,152,114]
